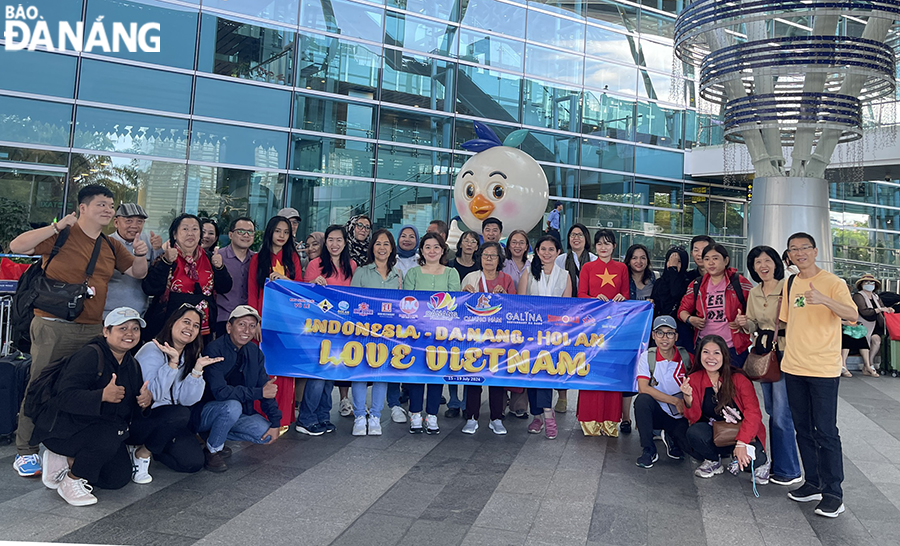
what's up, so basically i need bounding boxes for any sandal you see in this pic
[841,367,852,378]
[863,366,880,378]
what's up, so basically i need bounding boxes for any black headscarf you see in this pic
[651,246,690,318]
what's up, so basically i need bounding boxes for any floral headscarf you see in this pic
[345,215,371,267]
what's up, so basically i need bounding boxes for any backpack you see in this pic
[691,273,748,314]
[647,346,691,381]
[23,345,104,432]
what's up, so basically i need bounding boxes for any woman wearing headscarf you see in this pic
[395,225,420,276]
[300,231,324,271]
[345,215,372,268]
[652,247,692,346]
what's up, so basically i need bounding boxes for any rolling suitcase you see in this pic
[0,351,30,443]
[884,314,900,378]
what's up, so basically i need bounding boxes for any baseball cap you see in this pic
[104,307,147,328]
[278,207,301,220]
[652,315,677,331]
[115,203,148,218]
[229,305,261,322]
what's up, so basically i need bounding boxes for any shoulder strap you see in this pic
[93,344,104,377]
[730,274,747,311]
[648,348,657,378]
[84,236,105,280]
[787,274,796,299]
[43,226,71,271]
[677,347,691,366]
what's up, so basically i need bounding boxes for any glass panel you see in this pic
[584,0,638,33]
[198,14,296,85]
[522,79,580,132]
[381,51,455,111]
[79,59,192,114]
[287,175,372,231]
[191,121,288,168]
[524,131,579,164]
[460,0,525,38]
[582,92,636,140]
[456,65,520,123]
[294,94,376,139]
[378,108,452,147]
[632,207,682,235]
[580,138,634,173]
[370,183,451,235]
[375,145,453,185]
[683,109,698,149]
[708,199,745,241]
[636,69,679,102]
[459,30,524,71]
[635,101,682,148]
[84,0,197,69]
[202,0,299,24]
[299,0,384,42]
[541,164,579,199]
[0,167,67,226]
[387,0,459,20]
[0,49,76,98]
[535,0,586,18]
[633,146,682,178]
[385,12,457,56]
[526,9,584,51]
[186,165,285,231]
[633,177,681,209]
[73,107,189,159]
[638,9,676,40]
[0,96,72,147]
[0,146,68,167]
[579,171,631,203]
[638,38,673,72]
[298,34,381,97]
[579,201,631,231]
[684,191,708,235]
[291,134,375,177]
[585,25,634,61]
[524,45,583,86]
[584,58,637,96]
[194,78,291,127]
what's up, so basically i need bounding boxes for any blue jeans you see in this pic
[785,373,844,500]
[297,379,334,427]
[198,400,273,452]
[407,383,442,415]
[446,384,465,409]
[386,383,401,408]
[351,381,387,418]
[761,376,801,480]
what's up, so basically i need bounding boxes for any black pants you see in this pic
[129,405,204,473]
[43,422,132,489]
[528,388,553,415]
[633,393,688,451]
[686,421,768,468]
[465,386,504,421]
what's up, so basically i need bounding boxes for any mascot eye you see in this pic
[489,183,505,200]
[464,182,476,200]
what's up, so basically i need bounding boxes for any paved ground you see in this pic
[2,375,900,546]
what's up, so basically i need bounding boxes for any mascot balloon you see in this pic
[449,122,549,246]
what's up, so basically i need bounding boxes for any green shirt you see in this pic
[351,263,402,289]
[402,266,460,291]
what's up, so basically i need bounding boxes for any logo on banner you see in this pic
[337,301,350,315]
[549,314,580,324]
[426,293,458,321]
[353,302,374,317]
[506,310,543,325]
[399,296,419,318]
[317,299,333,313]
[381,302,392,312]
[465,294,502,316]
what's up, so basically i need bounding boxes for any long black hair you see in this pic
[531,235,562,281]
[320,224,354,279]
[256,216,299,290]
[692,334,745,415]
[624,244,653,284]
[366,229,397,271]
[564,223,592,294]
[155,304,204,380]
[200,218,219,250]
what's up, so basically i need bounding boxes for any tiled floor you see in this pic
[3,376,900,546]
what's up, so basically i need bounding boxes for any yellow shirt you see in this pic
[779,270,855,378]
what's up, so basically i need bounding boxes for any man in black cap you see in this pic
[104,202,164,318]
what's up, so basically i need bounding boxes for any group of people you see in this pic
[7,184,889,519]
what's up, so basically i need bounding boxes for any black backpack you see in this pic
[23,345,103,432]
[691,273,748,313]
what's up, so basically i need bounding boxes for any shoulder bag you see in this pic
[32,229,111,321]
[744,296,782,383]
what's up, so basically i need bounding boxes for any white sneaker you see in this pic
[41,449,69,490]
[128,446,152,485]
[409,412,423,433]
[462,418,479,434]
[58,474,98,506]
[352,415,367,436]
[367,415,382,436]
[489,419,508,435]
[339,398,353,417]
[695,459,723,478]
[425,414,440,435]
[391,405,407,423]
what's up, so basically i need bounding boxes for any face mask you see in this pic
[863,283,875,292]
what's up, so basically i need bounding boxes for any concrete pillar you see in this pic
[747,177,832,272]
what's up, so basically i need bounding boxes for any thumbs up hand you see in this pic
[732,310,747,329]
[262,378,278,399]
[149,230,163,251]
[102,373,125,403]
[136,380,152,408]
[804,282,826,306]
[132,238,149,257]
[211,247,223,268]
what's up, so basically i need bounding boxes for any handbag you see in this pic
[31,230,107,322]
[712,420,741,447]
[744,297,783,383]
[842,323,867,339]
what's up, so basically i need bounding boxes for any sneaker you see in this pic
[127,446,152,484]
[367,415,382,436]
[770,475,803,486]
[545,416,558,439]
[652,430,663,441]
[295,422,326,436]
[462,418,478,434]
[636,448,659,468]
[444,407,460,418]
[694,459,723,478]
[339,398,352,417]
[13,454,41,477]
[425,414,440,435]
[788,483,823,503]
[527,416,544,434]
[204,448,228,473]
[554,398,567,413]
[660,430,684,460]
[754,461,770,485]
[391,405,407,423]
[323,421,336,433]
[352,415,367,436]
[489,419,507,435]
[409,412,424,434]
[619,420,632,434]
[57,474,97,506]
[814,496,845,518]
[41,450,68,490]
[512,410,528,420]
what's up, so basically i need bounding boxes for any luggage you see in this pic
[0,351,31,443]
[884,314,900,378]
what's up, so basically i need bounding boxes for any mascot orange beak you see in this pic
[470,194,494,220]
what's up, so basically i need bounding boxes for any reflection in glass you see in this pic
[633,177,681,210]
[638,9,676,40]
[638,39,674,72]
[298,34,381,97]
[379,108,453,147]
[191,121,288,169]
[460,0,525,38]
[580,138,634,173]
[583,92,636,140]
[385,12,457,56]
[459,30,524,72]
[585,25,634,62]
[291,134,375,177]
[580,201,631,230]
[525,131,579,164]
[579,171,632,203]
[294,94,376,139]
[456,66,520,123]
[74,107,188,159]
[584,58,636,96]
[382,51,454,111]
[525,45,583,86]
[540,164,578,199]
[635,102,682,148]
[584,0,638,33]
[202,0,299,24]
[194,78,291,127]
[0,146,68,167]
[633,147,682,178]
[371,182,451,234]
[708,199,746,241]
[637,69,681,103]
[526,9,584,51]
[376,145,453,185]
[0,49,76,98]
[523,79,580,132]
[198,14,295,85]
[79,60,192,114]
[0,96,72,147]
[0,167,67,226]
[388,0,458,20]
[300,0,384,42]
[288,175,373,232]
[632,207,682,235]
[187,165,285,232]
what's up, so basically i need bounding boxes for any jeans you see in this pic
[685,422,767,468]
[633,393,688,452]
[198,400,274,452]
[785,372,844,500]
[407,383,442,415]
[761,376,802,480]
[351,381,388,418]
[446,385,465,410]
[386,383,401,408]
[296,379,334,427]
[528,388,553,415]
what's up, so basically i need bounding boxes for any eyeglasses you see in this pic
[232,229,254,236]
[356,224,371,231]
[570,232,585,239]
[654,330,676,339]
[788,245,814,254]
[482,254,500,260]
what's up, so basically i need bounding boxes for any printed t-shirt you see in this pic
[698,278,733,346]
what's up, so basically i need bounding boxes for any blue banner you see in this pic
[260,280,653,391]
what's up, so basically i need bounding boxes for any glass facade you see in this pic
[0,0,897,281]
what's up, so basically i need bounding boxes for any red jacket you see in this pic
[578,259,629,300]
[684,369,766,447]
[677,267,752,353]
